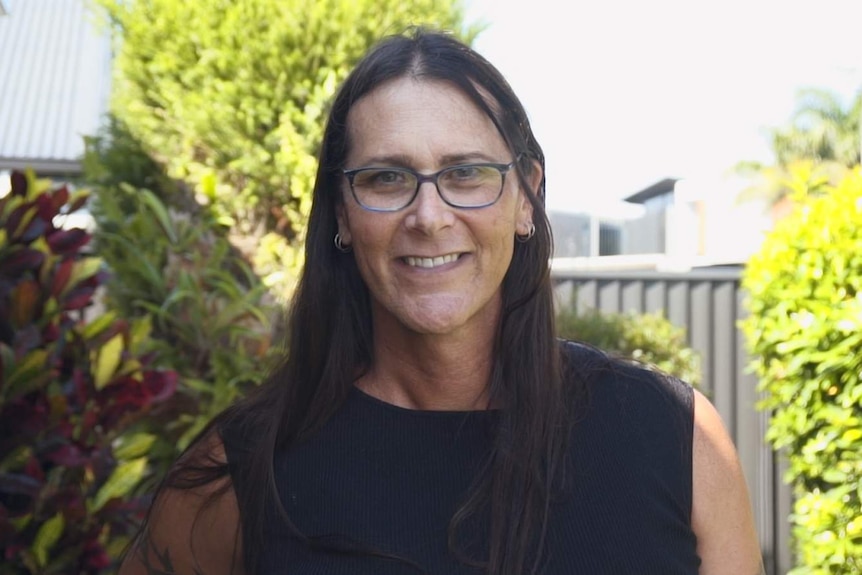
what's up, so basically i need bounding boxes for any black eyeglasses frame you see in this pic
[342,156,521,213]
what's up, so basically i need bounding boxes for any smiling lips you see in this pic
[403,253,462,269]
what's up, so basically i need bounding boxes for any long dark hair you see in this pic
[153,28,574,575]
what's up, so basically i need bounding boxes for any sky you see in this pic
[464,0,862,215]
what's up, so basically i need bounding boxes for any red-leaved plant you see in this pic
[0,170,177,574]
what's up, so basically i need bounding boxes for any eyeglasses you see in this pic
[342,158,519,212]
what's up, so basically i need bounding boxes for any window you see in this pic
[598,223,622,256]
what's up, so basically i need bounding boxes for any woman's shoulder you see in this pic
[119,431,245,575]
[558,337,696,488]
[690,388,764,572]
[559,338,694,418]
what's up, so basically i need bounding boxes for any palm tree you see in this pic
[771,88,861,167]
[736,87,861,208]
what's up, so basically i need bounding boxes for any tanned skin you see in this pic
[692,390,766,575]
[119,436,244,575]
[131,529,202,575]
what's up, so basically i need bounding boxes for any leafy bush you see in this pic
[95,0,480,300]
[741,167,862,574]
[0,171,177,573]
[97,0,478,238]
[81,117,179,202]
[556,306,701,387]
[89,179,277,460]
[82,117,279,458]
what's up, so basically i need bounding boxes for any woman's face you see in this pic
[336,78,538,339]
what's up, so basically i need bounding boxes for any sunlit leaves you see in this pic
[556,308,702,388]
[95,0,479,298]
[742,169,862,574]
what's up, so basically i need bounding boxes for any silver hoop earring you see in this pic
[516,222,535,243]
[334,233,351,253]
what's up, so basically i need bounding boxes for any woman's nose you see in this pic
[404,181,455,234]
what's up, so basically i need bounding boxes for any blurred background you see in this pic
[467,0,862,213]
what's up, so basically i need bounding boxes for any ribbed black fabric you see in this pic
[223,342,700,574]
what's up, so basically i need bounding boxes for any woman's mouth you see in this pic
[403,253,462,269]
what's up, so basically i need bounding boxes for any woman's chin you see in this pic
[393,303,497,338]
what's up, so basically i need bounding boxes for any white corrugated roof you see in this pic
[0,0,111,174]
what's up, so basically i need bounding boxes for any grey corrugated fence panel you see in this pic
[551,267,793,575]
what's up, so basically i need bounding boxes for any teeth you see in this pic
[405,254,460,268]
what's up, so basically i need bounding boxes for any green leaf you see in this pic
[91,333,125,389]
[5,349,51,400]
[138,188,177,244]
[81,310,119,340]
[97,231,166,291]
[182,378,215,393]
[129,316,153,350]
[11,205,38,240]
[841,429,862,443]
[61,257,102,297]
[822,469,848,484]
[90,457,147,511]
[0,444,33,472]
[32,513,64,568]
[114,432,157,460]
[160,288,197,313]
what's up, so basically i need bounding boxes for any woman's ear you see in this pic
[335,203,353,246]
[525,158,544,198]
[516,158,543,231]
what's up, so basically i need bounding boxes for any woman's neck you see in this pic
[357,319,497,411]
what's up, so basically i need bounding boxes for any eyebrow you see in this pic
[351,151,502,169]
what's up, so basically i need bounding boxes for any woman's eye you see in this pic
[371,170,406,186]
[355,170,407,188]
[448,166,480,180]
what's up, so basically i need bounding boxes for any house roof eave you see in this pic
[0,157,82,177]
[623,178,679,204]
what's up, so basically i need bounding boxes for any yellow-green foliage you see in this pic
[96,0,480,298]
[92,183,277,460]
[556,307,701,387]
[742,168,862,574]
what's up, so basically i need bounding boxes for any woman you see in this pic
[120,29,763,575]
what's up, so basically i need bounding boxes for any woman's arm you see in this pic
[118,435,245,575]
[691,389,764,575]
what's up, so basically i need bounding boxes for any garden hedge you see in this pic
[742,168,862,574]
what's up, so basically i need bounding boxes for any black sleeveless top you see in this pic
[223,342,700,574]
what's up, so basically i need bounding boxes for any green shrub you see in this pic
[96,0,481,300]
[89,180,278,461]
[81,117,178,202]
[556,306,701,387]
[0,171,177,573]
[741,167,862,574]
[82,110,279,490]
[97,0,478,236]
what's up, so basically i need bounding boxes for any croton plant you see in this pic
[0,171,177,573]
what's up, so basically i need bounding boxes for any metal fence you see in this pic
[551,266,792,574]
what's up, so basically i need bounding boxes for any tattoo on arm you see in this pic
[136,528,175,575]
[135,529,204,575]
